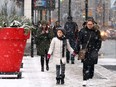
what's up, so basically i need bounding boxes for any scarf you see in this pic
[57,35,67,57]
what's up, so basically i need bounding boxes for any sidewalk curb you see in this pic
[95,65,116,86]
[95,65,116,80]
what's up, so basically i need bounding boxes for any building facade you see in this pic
[88,0,111,27]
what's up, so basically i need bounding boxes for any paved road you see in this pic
[99,39,116,58]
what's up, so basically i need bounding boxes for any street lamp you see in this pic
[31,0,34,57]
[103,2,105,27]
[69,0,71,17]
[85,0,88,20]
[58,0,60,22]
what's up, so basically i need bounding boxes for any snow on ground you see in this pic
[0,56,116,87]
[98,58,116,65]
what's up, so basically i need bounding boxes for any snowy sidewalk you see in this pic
[0,56,116,87]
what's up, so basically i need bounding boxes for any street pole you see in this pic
[69,0,71,17]
[45,10,47,21]
[103,2,105,27]
[49,10,51,23]
[40,10,42,21]
[58,0,60,23]
[85,0,88,20]
[31,0,34,57]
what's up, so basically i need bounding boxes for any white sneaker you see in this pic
[83,81,87,86]
[88,79,94,86]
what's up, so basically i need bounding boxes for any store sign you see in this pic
[34,0,46,8]
[34,0,55,10]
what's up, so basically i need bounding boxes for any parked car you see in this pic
[106,29,116,39]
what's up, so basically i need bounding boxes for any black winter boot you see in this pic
[60,75,65,84]
[46,55,49,71]
[61,64,65,84]
[46,63,49,71]
[41,56,44,72]
[56,65,60,84]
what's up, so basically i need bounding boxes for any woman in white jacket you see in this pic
[47,27,76,85]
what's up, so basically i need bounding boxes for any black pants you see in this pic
[40,50,49,71]
[41,55,49,67]
[83,63,94,80]
[66,50,75,64]
[66,50,70,63]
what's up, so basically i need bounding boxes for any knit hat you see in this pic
[57,27,66,35]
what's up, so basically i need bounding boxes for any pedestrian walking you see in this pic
[52,21,61,37]
[47,27,76,85]
[34,21,41,45]
[78,18,102,86]
[36,20,53,72]
[64,16,78,64]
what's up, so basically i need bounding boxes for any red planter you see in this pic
[0,27,30,78]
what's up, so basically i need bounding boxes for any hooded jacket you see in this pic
[78,27,102,64]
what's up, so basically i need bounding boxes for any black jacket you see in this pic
[64,21,78,49]
[78,27,102,65]
[64,21,78,39]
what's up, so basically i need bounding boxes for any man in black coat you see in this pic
[78,18,102,86]
[64,16,78,64]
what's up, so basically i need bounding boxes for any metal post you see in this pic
[69,0,71,17]
[85,0,88,20]
[103,2,105,27]
[40,10,42,21]
[49,10,51,23]
[31,0,34,57]
[45,10,47,21]
[58,0,60,23]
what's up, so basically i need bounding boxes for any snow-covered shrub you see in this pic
[0,15,35,35]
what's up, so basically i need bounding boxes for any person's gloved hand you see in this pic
[72,51,77,57]
[47,54,51,59]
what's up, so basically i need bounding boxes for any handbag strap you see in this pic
[85,33,91,49]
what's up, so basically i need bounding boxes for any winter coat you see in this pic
[48,37,74,65]
[64,21,78,39]
[36,27,53,55]
[78,27,102,65]
[64,21,78,49]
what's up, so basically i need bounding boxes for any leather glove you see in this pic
[72,51,77,57]
[47,54,51,59]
